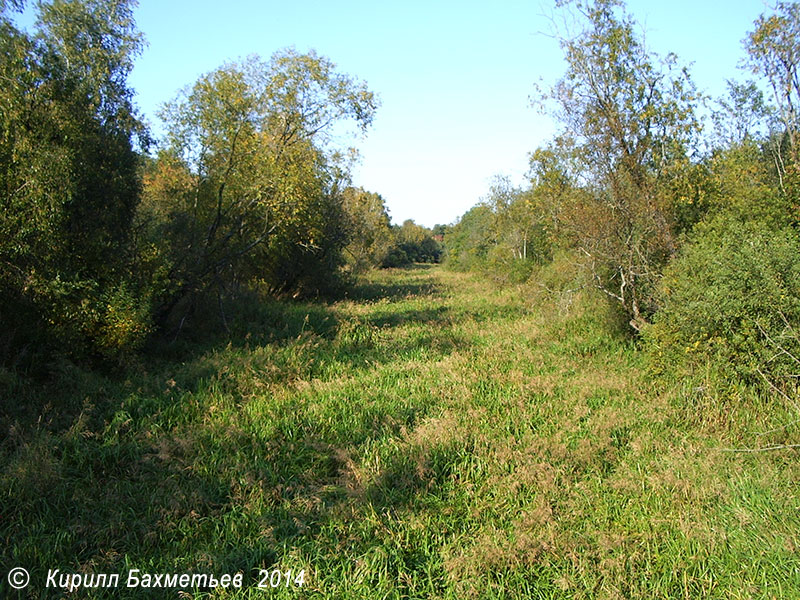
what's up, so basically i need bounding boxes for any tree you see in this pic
[648,214,800,391]
[745,2,800,196]
[0,0,149,364]
[395,220,441,263]
[143,50,377,321]
[711,80,772,146]
[431,224,448,238]
[485,177,549,264]
[341,187,393,273]
[527,136,584,248]
[543,0,700,329]
[746,2,800,160]
[444,204,495,271]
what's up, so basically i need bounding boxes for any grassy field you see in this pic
[2,265,799,598]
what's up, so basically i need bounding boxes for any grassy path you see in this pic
[3,266,799,598]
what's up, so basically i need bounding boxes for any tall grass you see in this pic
[2,265,798,598]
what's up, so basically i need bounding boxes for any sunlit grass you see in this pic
[2,265,799,598]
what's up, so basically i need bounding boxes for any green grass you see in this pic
[2,265,799,598]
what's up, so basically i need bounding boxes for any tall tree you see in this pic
[543,0,699,329]
[0,0,148,363]
[144,50,377,318]
[711,80,772,146]
[745,1,800,194]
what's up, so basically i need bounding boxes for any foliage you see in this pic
[711,80,773,146]
[0,0,149,365]
[702,138,790,224]
[744,1,800,208]
[483,181,549,284]
[526,137,583,246]
[642,3,800,396]
[745,1,800,169]
[647,214,800,390]
[142,51,377,324]
[542,0,700,329]
[341,187,394,273]
[638,3,800,397]
[382,220,442,267]
[396,220,442,263]
[380,245,411,269]
[443,204,495,271]
[444,178,551,283]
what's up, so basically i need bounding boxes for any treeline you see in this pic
[0,0,439,371]
[445,0,800,394]
[340,189,442,270]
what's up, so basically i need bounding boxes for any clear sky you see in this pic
[18,0,773,227]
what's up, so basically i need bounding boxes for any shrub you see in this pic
[381,246,410,268]
[485,246,537,284]
[646,214,800,390]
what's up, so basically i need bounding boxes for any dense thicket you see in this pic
[0,0,394,369]
[445,178,550,283]
[0,0,447,373]
[445,0,800,395]
[381,220,443,268]
[0,0,148,366]
[338,191,442,272]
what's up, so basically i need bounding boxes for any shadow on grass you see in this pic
[364,442,470,510]
[0,265,469,597]
[368,305,452,328]
[346,267,441,302]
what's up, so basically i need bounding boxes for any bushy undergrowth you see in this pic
[646,215,800,393]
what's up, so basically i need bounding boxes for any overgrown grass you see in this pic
[2,265,799,598]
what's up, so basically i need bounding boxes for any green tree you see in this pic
[395,220,441,263]
[703,80,791,232]
[745,2,800,162]
[745,2,800,197]
[341,187,393,273]
[444,204,495,271]
[144,50,377,323]
[0,0,148,364]
[431,224,448,238]
[711,80,772,146]
[487,177,549,264]
[543,0,700,329]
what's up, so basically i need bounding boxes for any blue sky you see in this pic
[18,0,773,227]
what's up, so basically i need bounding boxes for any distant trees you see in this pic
[341,187,393,273]
[444,205,495,272]
[381,220,442,267]
[396,220,442,263]
[444,179,549,282]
